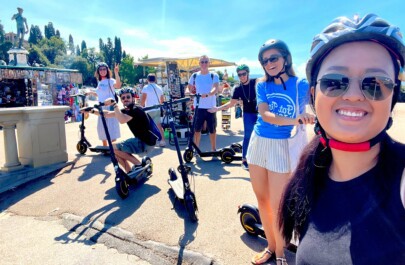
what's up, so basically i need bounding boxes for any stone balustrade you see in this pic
[0,106,69,171]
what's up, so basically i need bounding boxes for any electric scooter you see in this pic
[183,94,242,164]
[82,101,153,199]
[72,92,111,155]
[161,97,199,222]
[237,204,298,252]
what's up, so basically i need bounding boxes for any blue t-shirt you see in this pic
[254,76,309,139]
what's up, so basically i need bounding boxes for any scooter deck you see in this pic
[168,177,185,200]
[89,146,110,153]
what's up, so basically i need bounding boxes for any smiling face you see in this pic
[261,48,285,77]
[314,41,395,143]
[120,93,133,106]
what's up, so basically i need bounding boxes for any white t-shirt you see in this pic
[96,78,116,101]
[188,72,219,109]
[142,83,163,107]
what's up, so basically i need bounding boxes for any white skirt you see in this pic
[246,132,291,173]
[97,114,121,141]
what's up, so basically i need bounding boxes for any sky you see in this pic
[1,0,404,77]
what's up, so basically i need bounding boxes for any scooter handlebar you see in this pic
[142,97,190,112]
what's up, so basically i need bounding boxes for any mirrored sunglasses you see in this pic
[317,73,395,101]
[261,54,283,66]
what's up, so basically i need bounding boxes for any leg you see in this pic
[193,109,204,148]
[206,110,217,151]
[114,147,141,173]
[194,131,202,147]
[249,164,276,263]
[157,122,166,146]
[268,171,291,259]
[102,140,108,146]
[242,113,257,160]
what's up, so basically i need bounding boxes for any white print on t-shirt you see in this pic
[267,93,296,118]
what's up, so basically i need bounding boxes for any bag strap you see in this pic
[108,79,118,101]
[150,84,160,103]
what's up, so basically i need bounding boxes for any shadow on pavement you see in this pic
[166,189,199,265]
[55,181,160,244]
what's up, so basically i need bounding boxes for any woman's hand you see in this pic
[208,107,218,113]
[114,63,120,74]
[297,113,315,125]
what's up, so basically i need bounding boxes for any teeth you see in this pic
[338,110,365,117]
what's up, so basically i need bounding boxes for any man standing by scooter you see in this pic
[82,87,157,173]
[188,55,220,152]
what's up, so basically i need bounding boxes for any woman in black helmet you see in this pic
[248,40,315,264]
[280,14,405,265]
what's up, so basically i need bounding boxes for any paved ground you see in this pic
[0,103,404,265]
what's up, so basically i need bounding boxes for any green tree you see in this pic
[120,55,136,85]
[28,25,43,45]
[28,45,51,66]
[44,22,56,39]
[114,36,122,64]
[122,50,127,59]
[38,36,67,64]
[54,54,75,69]
[103,37,114,68]
[81,40,87,53]
[75,44,80,56]
[70,57,93,85]
[68,34,75,55]
[55,30,61,38]
[0,20,5,43]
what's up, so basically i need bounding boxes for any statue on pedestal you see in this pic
[11,7,29,49]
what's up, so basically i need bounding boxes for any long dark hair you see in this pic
[279,133,405,243]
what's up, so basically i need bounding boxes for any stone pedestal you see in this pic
[17,106,69,167]
[7,48,29,66]
[0,119,23,171]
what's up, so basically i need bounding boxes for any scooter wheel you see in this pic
[76,141,88,154]
[239,207,261,237]
[183,149,194,163]
[220,148,235,164]
[115,175,129,199]
[185,194,198,222]
[142,157,153,176]
[231,143,242,153]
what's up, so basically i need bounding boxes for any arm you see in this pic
[140,92,147,107]
[113,63,122,88]
[24,18,28,33]
[208,98,238,113]
[188,84,196,94]
[258,103,314,125]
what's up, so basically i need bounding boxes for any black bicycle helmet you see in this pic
[236,64,250,73]
[306,13,405,86]
[118,87,135,97]
[258,39,293,70]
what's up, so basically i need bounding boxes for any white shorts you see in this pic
[246,132,291,173]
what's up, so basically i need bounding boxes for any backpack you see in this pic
[145,112,162,145]
[192,72,214,85]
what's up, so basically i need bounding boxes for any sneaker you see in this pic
[131,164,143,172]
[159,141,166,147]
[242,161,249,171]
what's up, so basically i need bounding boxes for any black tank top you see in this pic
[296,143,405,265]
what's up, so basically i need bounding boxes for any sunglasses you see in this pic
[120,95,132,100]
[98,68,107,71]
[200,60,209,64]
[261,54,283,66]
[317,73,395,101]
[238,72,247,77]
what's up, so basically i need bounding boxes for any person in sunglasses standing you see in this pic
[87,62,121,146]
[280,14,405,265]
[141,73,166,147]
[248,40,315,265]
[188,55,220,153]
[209,64,258,170]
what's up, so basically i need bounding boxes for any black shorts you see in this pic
[194,109,217,133]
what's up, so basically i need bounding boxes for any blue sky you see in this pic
[1,0,404,77]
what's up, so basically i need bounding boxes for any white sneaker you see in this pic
[159,141,166,147]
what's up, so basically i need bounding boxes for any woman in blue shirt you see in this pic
[247,40,315,264]
[280,14,405,265]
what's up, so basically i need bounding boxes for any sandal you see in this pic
[276,257,288,265]
[251,248,275,265]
